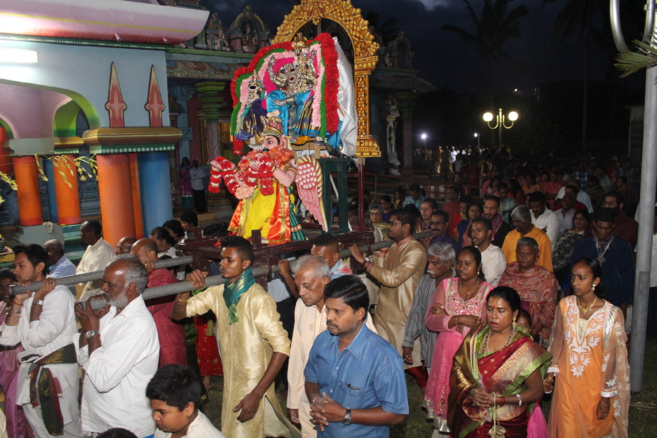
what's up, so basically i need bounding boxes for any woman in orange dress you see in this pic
[544,257,630,437]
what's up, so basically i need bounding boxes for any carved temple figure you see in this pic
[386,95,401,171]
[241,22,259,52]
[235,71,268,143]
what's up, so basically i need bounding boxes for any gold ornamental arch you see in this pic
[273,0,380,157]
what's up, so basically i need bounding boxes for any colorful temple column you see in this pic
[138,151,172,236]
[195,82,225,161]
[13,156,43,226]
[43,159,59,223]
[96,154,136,246]
[52,155,81,224]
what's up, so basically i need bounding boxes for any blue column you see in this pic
[138,152,172,236]
[43,158,58,223]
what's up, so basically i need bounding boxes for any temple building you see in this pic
[0,0,433,246]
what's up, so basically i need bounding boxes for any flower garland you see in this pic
[208,145,294,198]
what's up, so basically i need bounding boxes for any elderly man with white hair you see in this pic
[286,255,376,437]
[402,242,455,375]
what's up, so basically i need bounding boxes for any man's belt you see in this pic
[26,343,77,436]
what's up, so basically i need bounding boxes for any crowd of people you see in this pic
[0,148,645,438]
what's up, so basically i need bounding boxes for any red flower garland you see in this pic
[208,145,294,197]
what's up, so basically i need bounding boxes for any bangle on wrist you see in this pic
[311,396,321,405]
[177,296,188,303]
[516,393,522,406]
[35,300,44,306]
[9,309,21,315]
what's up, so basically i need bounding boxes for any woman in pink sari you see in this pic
[0,269,33,438]
[425,246,493,433]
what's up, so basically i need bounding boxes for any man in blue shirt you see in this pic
[311,234,352,281]
[44,239,77,295]
[304,276,408,437]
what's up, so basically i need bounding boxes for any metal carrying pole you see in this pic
[14,230,435,301]
[610,0,657,393]
[142,230,437,300]
[10,256,193,295]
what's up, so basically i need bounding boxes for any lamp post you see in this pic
[473,132,480,149]
[483,108,518,150]
[421,132,428,149]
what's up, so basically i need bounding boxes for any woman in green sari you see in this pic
[448,287,551,437]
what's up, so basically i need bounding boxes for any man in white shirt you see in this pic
[528,192,560,246]
[0,244,82,437]
[190,160,207,213]
[555,179,594,213]
[286,256,375,437]
[470,218,506,286]
[554,194,576,233]
[76,220,115,300]
[74,255,160,438]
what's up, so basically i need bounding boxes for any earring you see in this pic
[512,320,517,330]
[592,283,597,291]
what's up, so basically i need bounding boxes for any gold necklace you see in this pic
[459,278,480,301]
[577,296,598,315]
[481,327,516,356]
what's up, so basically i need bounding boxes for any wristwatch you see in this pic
[85,330,99,339]
[342,408,352,425]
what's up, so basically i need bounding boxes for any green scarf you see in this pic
[223,267,255,324]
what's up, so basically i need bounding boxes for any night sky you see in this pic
[200,0,620,95]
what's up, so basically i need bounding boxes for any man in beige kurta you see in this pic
[173,237,293,438]
[185,284,291,437]
[350,209,428,383]
[286,256,376,437]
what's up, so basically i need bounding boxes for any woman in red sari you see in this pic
[449,287,551,438]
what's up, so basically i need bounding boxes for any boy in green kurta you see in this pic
[172,236,292,438]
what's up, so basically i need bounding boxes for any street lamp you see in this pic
[483,108,518,150]
[473,132,480,149]
[421,132,428,149]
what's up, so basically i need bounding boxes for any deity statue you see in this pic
[210,117,304,244]
[235,71,268,143]
[265,34,318,144]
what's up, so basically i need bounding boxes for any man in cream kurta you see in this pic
[173,237,292,438]
[350,210,427,380]
[286,256,376,437]
[76,220,115,300]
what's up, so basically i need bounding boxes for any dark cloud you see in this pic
[200,0,610,94]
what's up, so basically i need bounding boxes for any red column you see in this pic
[53,155,81,224]
[0,128,13,176]
[13,156,42,226]
[129,153,144,239]
[97,154,135,246]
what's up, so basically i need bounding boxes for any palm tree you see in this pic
[542,0,607,149]
[442,0,529,105]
